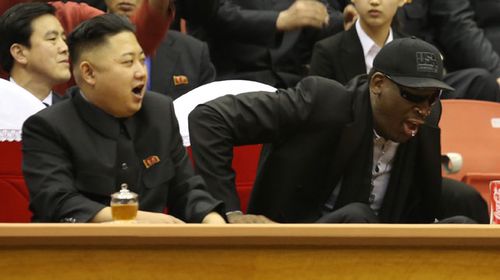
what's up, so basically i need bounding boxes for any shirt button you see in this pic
[121,163,128,170]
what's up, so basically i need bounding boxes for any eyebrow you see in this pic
[119,51,145,58]
[43,30,63,37]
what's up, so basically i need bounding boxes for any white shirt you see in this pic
[10,77,53,106]
[0,78,45,140]
[356,20,394,73]
[371,130,399,213]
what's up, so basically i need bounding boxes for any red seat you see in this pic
[440,100,500,206]
[231,145,262,213]
[186,145,261,213]
[0,141,32,222]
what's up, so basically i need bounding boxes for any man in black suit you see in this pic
[148,31,216,100]
[22,14,225,223]
[193,0,344,88]
[189,37,478,224]
[0,3,70,106]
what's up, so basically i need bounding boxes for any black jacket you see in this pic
[197,0,344,88]
[398,0,500,75]
[149,31,215,100]
[189,76,442,223]
[310,26,368,84]
[23,88,223,222]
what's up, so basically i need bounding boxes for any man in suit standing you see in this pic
[22,14,225,223]
[0,3,70,106]
[104,0,216,100]
[192,0,344,88]
[189,37,479,224]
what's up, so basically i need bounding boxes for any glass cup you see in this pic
[111,183,138,222]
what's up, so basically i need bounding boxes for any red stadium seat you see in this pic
[186,145,262,213]
[231,145,262,213]
[0,141,31,222]
[440,100,500,206]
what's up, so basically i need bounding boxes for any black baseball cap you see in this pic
[373,37,454,91]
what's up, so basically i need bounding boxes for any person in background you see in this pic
[22,14,225,224]
[396,0,500,82]
[0,3,70,106]
[0,0,174,95]
[311,0,500,102]
[189,37,486,224]
[188,0,344,88]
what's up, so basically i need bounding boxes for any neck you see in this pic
[10,68,52,101]
[360,20,391,48]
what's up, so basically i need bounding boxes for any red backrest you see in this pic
[231,145,262,213]
[0,141,32,222]
[440,100,500,205]
[186,145,262,213]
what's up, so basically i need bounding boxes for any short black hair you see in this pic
[67,13,136,65]
[0,3,55,73]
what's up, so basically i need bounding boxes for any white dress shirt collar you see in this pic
[355,20,394,73]
[10,77,53,106]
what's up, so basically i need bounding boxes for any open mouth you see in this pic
[132,84,144,96]
[403,119,423,137]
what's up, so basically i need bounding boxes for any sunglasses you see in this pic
[384,75,442,105]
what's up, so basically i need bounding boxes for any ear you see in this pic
[369,72,385,96]
[79,61,96,86]
[10,43,28,65]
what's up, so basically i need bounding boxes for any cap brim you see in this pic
[390,76,455,91]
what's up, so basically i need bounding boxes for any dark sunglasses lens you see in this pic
[400,89,426,103]
[400,88,441,105]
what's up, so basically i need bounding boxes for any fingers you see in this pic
[277,0,330,31]
[295,1,329,28]
[227,214,277,224]
[343,4,358,30]
[167,215,185,224]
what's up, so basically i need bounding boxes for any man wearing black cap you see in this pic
[189,37,484,224]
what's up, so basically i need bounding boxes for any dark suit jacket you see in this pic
[197,0,344,88]
[149,31,216,100]
[189,76,442,223]
[22,88,223,222]
[397,0,500,76]
[310,27,405,84]
[52,92,66,104]
[310,27,366,85]
[473,0,500,55]
[309,26,500,101]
